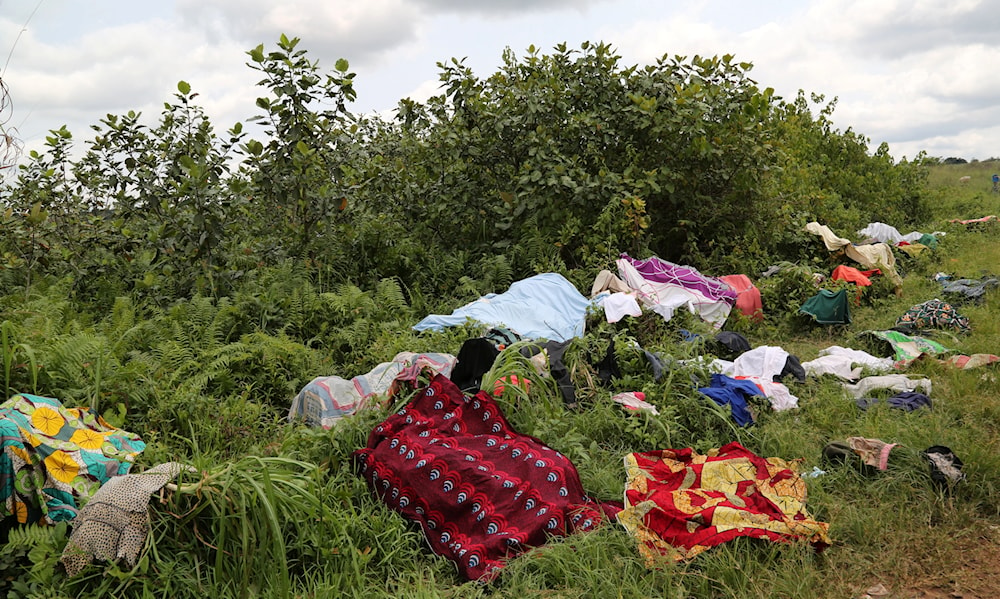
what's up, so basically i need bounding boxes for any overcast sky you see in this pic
[2,0,998,169]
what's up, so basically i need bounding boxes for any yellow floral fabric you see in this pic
[1,393,145,524]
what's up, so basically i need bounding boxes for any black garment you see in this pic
[450,338,500,393]
[520,340,576,405]
[923,445,965,488]
[711,332,751,359]
[777,355,806,383]
[594,344,621,385]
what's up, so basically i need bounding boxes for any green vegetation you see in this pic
[1,37,998,598]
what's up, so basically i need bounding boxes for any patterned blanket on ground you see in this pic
[1,394,146,524]
[353,374,619,581]
[618,442,830,564]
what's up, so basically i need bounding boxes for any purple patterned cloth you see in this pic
[620,255,737,304]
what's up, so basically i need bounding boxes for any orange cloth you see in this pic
[831,265,872,286]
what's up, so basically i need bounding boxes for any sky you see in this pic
[2,0,999,171]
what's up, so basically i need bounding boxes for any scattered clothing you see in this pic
[943,354,1000,369]
[0,394,146,525]
[451,339,500,393]
[817,346,895,373]
[618,442,831,564]
[413,273,594,341]
[802,355,863,381]
[352,375,619,581]
[846,437,898,470]
[710,332,751,359]
[719,274,763,322]
[939,276,999,304]
[804,221,903,287]
[591,269,631,296]
[895,299,970,333]
[518,339,576,405]
[612,392,659,415]
[799,289,851,325]
[831,265,873,287]
[617,254,736,328]
[289,352,457,428]
[598,292,643,323]
[842,374,932,399]
[856,222,932,245]
[948,215,997,225]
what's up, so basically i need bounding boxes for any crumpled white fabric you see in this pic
[842,374,932,399]
[736,376,799,411]
[817,345,895,373]
[599,292,643,323]
[802,355,862,381]
[616,259,733,328]
[857,222,926,244]
[732,345,790,380]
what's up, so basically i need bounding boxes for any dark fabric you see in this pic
[450,338,500,393]
[353,375,620,581]
[799,289,851,325]
[711,332,751,359]
[594,343,621,385]
[923,445,965,488]
[643,350,666,382]
[777,355,806,383]
[940,277,999,304]
[856,392,932,412]
[519,340,576,405]
[697,373,763,427]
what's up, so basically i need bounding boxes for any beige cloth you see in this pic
[61,462,195,576]
[591,269,631,297]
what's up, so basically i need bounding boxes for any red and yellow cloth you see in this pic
[619,442,830,564]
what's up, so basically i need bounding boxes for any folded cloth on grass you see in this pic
[618,442,830,564]
[895,298,970,333]
[413,273,593,341]
[1,393,146,525]
[353,374,619,581]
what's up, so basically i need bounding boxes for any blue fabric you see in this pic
[698,374,764,427]
[413,273,594,341]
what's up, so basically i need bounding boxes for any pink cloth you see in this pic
[719,274,763,322]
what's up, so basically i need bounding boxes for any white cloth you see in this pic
[732,345,790,380]
[737,376,799,411]
[842,374,932,399]
[802,355,862,381]
[600,292,643,323]
[818,346,895,372]
[857,222,925,245]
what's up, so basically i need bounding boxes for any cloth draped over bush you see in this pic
[412,273,594,342]
[616,254,737,328]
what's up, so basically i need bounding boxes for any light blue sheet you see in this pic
[413,273,593,341]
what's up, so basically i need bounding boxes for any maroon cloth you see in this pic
[353,374,620,580]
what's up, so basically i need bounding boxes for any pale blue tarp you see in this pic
[413,273,593,341]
